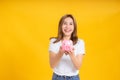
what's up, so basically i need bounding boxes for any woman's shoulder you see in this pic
[77,38,85,44]
[49,37,57,43]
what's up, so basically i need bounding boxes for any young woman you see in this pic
[49,14,85,80]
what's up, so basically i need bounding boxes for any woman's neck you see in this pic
[63,35,71,40]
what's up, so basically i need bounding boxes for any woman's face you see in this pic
[62,17,74,37]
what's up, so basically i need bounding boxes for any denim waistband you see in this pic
[53,72,79,78]
[52,73,80,80]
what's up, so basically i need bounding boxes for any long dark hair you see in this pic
[50,14,78,45]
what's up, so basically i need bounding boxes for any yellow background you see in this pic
[0,0,120,80]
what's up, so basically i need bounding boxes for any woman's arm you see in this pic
[49,47,64,69]
[68,50,84,70]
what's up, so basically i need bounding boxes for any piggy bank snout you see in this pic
[62,40,73,51]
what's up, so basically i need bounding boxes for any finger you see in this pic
[65,51,68,54]
[73,48,74,50]
[60,46,62,49]
[67,51,71,54]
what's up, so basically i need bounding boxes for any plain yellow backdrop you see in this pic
[0,0,120,80]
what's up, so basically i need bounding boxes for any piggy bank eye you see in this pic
[63,43,66,45]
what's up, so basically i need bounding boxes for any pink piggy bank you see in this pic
[62,40,73,51]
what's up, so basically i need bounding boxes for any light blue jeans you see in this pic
[52,73,80,80]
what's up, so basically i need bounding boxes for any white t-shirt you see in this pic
[49,38,85,76]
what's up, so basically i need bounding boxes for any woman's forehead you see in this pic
[64,17,73,22]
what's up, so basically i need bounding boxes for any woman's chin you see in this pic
[64,33,72,36]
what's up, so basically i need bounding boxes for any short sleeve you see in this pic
[48,38,58,54]
[76,39,86,55]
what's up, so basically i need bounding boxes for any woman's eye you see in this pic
[63,22,67,25]
[70,23,73,25]
[63,22,73,25]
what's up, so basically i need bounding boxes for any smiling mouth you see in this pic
[64,29,72,33]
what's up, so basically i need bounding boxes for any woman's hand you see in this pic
[59,46,69,55]
[66,48,75,56]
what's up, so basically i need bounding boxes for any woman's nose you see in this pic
[65,24,69,28]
